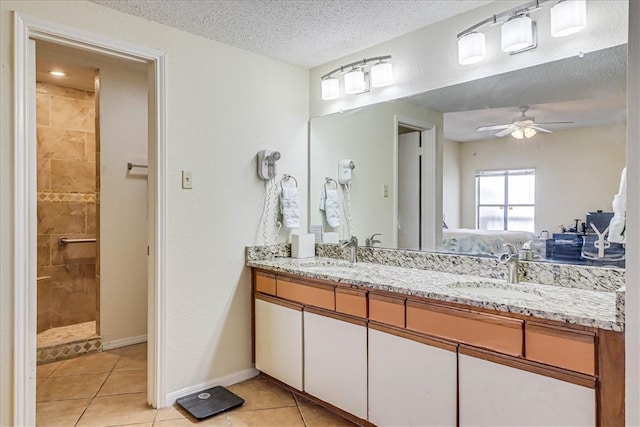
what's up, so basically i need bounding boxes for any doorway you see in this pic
[13,13,167,425]
[395,118,438,251]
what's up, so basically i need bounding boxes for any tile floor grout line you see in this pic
[74,351,122,427]
[294,392,310,427]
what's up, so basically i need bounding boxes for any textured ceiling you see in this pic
[406,45,628,142]
[89,0,493,67]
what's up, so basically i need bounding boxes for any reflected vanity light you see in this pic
[457,0,587,65]
[49,70,66,77]
[320,55,392,100]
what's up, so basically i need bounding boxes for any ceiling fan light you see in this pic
[321,76,340,100]
[458,32,486,65]
[551,0,587,37]
[511,128,525,139]
[371,61,393,87]
[344,68,366,94]
[501,15,534,53]
[524,127,537,138]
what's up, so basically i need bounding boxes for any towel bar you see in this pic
[281,174,298,188]
[127,162,148,171]
[324,177,338,190]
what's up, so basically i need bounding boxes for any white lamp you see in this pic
[550,0,587,37]
[501,15,534,53]
[370,61,393,87]
[344,68,366,94]
[458,32,486,65]
[511,128,525,139]
[524,127,537,138]
[321,77,340,100]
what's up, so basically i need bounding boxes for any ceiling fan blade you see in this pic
[534,121,574,125]
[477,124,511,132]
[530,125,553,133]
[494,126,517,137]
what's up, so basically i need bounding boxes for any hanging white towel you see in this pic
[319,185,341,228]
[280,186,300,229]
[608,167,626,244]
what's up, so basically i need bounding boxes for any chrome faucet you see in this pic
[365,233,382,247]
[499,243,519,284]
[340,235,359,264]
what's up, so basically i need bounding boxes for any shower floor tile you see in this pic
[37,321,101,364]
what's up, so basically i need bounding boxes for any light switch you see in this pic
[182,170,193,189]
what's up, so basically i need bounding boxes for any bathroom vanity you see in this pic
[247,249,624,427]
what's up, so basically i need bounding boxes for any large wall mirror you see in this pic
[309,44,627,267]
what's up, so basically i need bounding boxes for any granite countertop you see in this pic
[248,257,624,332]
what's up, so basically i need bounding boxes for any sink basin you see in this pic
[447,281,543,301]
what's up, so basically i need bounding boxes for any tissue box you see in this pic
[291,234,315,258]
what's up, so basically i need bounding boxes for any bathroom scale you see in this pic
[176,386,244,420]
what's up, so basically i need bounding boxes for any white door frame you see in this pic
[13,12,167,425]
[394,116,439,251]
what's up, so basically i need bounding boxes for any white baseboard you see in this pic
[165,368,260,405]
[102,335,148,351]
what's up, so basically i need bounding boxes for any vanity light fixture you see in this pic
[457,0,587,65]
[344,67,367,95]
[320,55,392,100]
[458,32,486,65]
[501,15,535,53]
[550,0,587,37]
[49,70,66,77]
[321,76,340,100]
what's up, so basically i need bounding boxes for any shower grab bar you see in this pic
[127,162,148,171]
[58,237,96,246]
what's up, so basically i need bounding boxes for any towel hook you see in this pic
[324,177,338,190]
[281,174,297,188]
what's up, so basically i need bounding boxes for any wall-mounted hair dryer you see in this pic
[338,159,356,184]
[257,150,281,180]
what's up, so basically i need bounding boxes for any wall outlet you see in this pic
[182,170,193,189]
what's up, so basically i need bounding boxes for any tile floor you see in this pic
[37,343,357,426]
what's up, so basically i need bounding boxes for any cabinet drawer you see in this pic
[335,288,367,318]
[406,301,523,356]
[277,278,335,310]
[255,271,276,295]
[525,322,596,375]
[369,294,405,328]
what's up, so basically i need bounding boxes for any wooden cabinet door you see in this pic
[304,310,367,419]
[368,326,457,426]
[255,298,303,390]
[458,352,596,426]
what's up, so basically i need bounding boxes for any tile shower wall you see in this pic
[36,82,98,334]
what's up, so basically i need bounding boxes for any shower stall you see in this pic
[36,80,101,363]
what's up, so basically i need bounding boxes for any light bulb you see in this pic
[49,70,66,77]
[370,62,393,87]
[551,0,587,37]
[501,15,534,53]
[511,128,525,139]
[458,32,486,65]
[344,68,366,94]
[321,77,339,100]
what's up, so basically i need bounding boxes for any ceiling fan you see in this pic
[476,106,573,139]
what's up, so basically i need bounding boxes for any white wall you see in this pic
[309,100,443,248]
[443,139,461,228]
[0,0,309,421]
[310,1,628,117]
[458,124,626,234]
[626,1,640,424]
[99,62,149,346]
